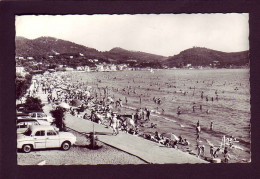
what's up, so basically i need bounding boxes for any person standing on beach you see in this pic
[146,108,150,121]
[213,148,220,158]
[192,104,195,112]
[111,113,118,135]
[197,144,201,157]
[210,146,214,158]
[224,147,230,163]
[196,120,201,141]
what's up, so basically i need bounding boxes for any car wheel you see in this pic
[22,144,32,153]
[61,141,71,151]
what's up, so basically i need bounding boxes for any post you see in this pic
[93,123,95,149]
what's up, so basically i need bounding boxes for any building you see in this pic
[96,65,104,72]
[118,64,127,71]
[110,64,117,71]
[65,67,74,71]
[76,66,85,71]
[27,57,34,60]
[85,66,90,72]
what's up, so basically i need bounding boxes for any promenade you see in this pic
[37,88,208,164]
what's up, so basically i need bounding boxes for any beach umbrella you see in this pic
[59,102,70,109]
[84,91,91,97]
[70,99,82,107]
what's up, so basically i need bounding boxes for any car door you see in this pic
[46,130,60,148]
[33,130,46,149]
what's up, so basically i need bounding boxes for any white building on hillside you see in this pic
[76,66,85,71]
[27,57,34,60]
[65,67,74,71]
[85,66,90,72]
[96,65,104,72]
[110,64,117,71]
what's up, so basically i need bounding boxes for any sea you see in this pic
[63,68,250,163]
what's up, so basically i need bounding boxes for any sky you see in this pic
[15,14,249,57]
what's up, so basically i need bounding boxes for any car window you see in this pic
[35,130,45,136]
[17,122,28,128]
[31,113,37,117]
[39,113,47,118]
[47,130,57,136]
[24,129,32,136]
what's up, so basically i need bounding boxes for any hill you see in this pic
[15,36,104,58]
[103,47,167,68]
[105,47,167,63]
[164,47,249,68]
[15,36,168,68]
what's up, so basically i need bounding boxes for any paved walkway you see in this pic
[37,89,208,164]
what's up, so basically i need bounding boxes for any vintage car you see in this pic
[17,119,40,134]
[17,125,77,153]
[17,112,30,120]
[29,112,54,123]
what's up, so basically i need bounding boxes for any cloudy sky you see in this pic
[16,14,249,56]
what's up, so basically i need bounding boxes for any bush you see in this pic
[50,107,66,131]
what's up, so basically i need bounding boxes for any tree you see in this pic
[50,107,66,131]
[23,96,43,112]
[15,74,32,99]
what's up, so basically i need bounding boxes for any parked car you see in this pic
[17,112,30,120]
[17,125,77,153]
[17,119,40,134]
[29,112,54,123]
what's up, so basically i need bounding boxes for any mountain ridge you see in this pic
[15,36,249,68]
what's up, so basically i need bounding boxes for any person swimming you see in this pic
[177,106,181,115]
[210,122,213,130]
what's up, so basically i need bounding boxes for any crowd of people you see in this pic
[26,71,240,163]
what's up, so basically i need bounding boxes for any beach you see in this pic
[26,68,250,163]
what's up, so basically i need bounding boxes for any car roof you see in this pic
[29,125,55,131]
[17,119,38,122]
[30,112,45,114]
[17,112,29,116]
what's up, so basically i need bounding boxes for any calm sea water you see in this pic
[68,68,250,163]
